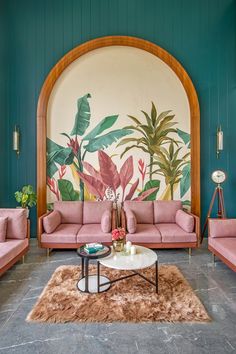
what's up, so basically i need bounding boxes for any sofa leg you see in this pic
[46,248,50,257]
[22,255,25,264]
[188,248,192,256]
[212,253,216,264]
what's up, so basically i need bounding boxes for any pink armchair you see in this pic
[122,200,200,251]
[208,218,236,272]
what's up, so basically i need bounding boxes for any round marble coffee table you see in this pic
[98,245,158,293]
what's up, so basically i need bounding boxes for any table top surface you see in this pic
[77,245,111,259]
[99,245,157,270]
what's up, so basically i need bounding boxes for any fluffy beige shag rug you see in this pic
[26,265,210,323]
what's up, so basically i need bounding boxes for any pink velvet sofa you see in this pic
[208,218,236,272]
[0,209,30,277]
[122,200,200,250]
[38,201,116,250]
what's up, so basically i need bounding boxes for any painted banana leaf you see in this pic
[83,115,118,140]
[177,128,190,147]
[120,156,133,193]
[70,93,91,136]
[77,171,106,199]
[47,138,74,178]
[125,179,139,200]
[180,163,191,198]
[138,180,160,201]
[84,129,133,152]
[57,179,80,201]
[133,187,159,201]
[98,150,120,190]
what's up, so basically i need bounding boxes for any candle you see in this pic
[126,241,132,251]
[130,245,136,255]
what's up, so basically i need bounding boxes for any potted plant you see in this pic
[14,185,37,217]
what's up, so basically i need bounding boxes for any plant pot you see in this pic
[112,239,125,252]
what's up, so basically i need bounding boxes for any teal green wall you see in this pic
[1,0,236,237]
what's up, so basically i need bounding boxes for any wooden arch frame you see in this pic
[37,35,200,219]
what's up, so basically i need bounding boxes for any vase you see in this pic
[112,239,124,252]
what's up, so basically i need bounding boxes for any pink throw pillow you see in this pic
[101,210,111,233]
[126,209,137,234]
[0,209,27,239]
[176,210,194,233]
[0,217,8,242]
[43,210,61,234]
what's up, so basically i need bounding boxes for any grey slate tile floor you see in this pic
[0,240,236,354]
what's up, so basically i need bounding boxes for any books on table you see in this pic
[84,243,104,254]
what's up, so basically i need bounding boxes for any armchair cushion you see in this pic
[54,201,83,224]
[0,239,28,269]
[125,209,137,233]
[123,201,153,224]
[83,201,112,224]
[0,217,8,242]
[209,219,236,238]
[43,210,61,234]
[156,223,197,243]
[154,200,182,223]
[209,237,236,265]
[101,210,112,233]
[0,209,27,240]
[176,210,194,233]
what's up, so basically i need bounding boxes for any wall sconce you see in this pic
[216,125,223,159]
[13,125,20,156]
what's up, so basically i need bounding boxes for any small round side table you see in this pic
[77,245,111,293]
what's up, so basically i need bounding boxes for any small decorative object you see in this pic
[112,227,126,252]
[201,170,227,243]
[130,245,137,255]
[13,125,20,156]
[14,185,37,217]
[126,241,132,252]
[216,126,223,158]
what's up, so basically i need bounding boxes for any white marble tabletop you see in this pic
[99,245,157,271]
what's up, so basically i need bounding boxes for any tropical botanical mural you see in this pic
[46,93,191,209]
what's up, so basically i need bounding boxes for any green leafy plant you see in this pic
[151,142,190,200]
[14,185,37,208]
[117,102,179,179]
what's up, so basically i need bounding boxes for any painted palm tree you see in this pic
[151,142,190,200]
[117,102,179,179]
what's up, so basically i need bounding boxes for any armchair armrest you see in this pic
[26,220,30,240]
[38,211,52,244]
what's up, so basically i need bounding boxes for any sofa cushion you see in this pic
[0,209,27,239]
[101,210,112,233]
[0,217,8,242]
[209,219,236,238]
[126,209,137,233]
[209,237,236,265]
[123,201,153,224]
[83,201,113,224]
[41,224,82,244]
[43,210,61,234]
[54,201,83,224]
[77,224,112,243]
[126,224,161,243]
[0,239,28,269]
[156,223,197,243]
[154,200,182,223]
[176,210,194,233]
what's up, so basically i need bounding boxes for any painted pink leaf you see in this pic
[133,187,158,201]
[125,178,139,200]
[77,171,106,199]
[82,161,102,181]
[120,156,133,192]
[98,150,120,190]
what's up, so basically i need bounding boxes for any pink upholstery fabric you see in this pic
[154,200,182,223]
[41,224,82,244]
[123,201,153,224]
[0,239,28,268]
[0,209,27,239]
[77,224,112,243]
[126,224,161,243]
[54,201,83,224]
[101,210,111,233]
[209,219,236,238]
[83,201,112,224]
[156,223,197,243]
[0,217,8,242]
[176,210,194,233]
[209,237,236,265]
[43,210,61,234]
[125,209,137,233]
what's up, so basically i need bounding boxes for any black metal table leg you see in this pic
[85,258,89,292]
[81,258,85,278]
[155,260,158,293]
[97,261,100,293]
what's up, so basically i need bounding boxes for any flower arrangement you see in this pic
[112,227,126,241]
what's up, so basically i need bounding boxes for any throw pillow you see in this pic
[126,209,137,234]
[43,210,61,234]
[101,210,111,233]
[176,210,194,233]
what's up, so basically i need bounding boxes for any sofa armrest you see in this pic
[186,211,200,247]
[27,220,30,240]
[121,208,126,231]
[38,211,52,244]
[111,208,117,230]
